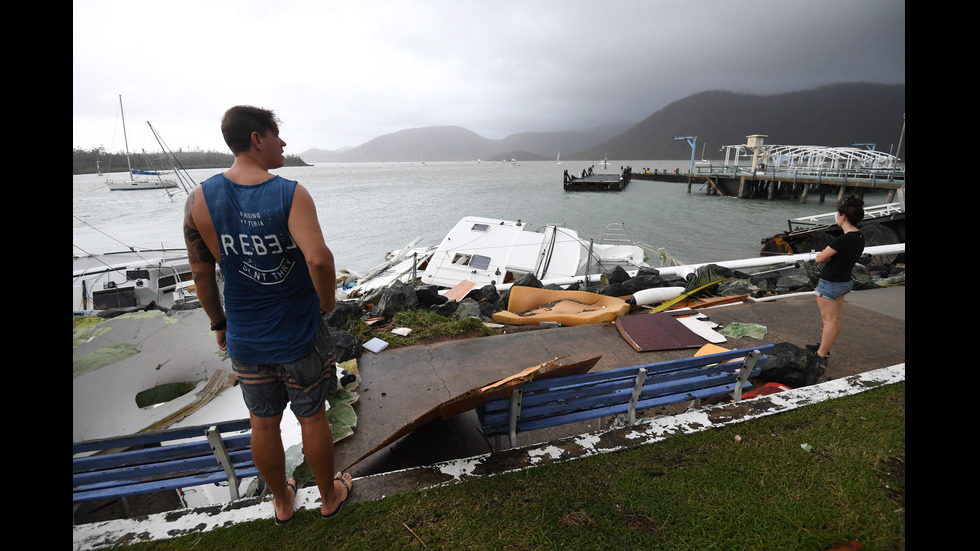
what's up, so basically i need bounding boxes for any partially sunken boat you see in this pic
[341,217,650,298]
[72,249,202,313]
[760,196,905,257]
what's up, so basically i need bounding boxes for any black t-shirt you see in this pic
[820,231,865,282]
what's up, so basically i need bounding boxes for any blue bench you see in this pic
[477,345,774,449]
[73,418,258,516]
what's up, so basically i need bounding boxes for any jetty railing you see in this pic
[692,165,905,189]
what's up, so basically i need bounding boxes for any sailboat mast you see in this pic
[119,95,134,181]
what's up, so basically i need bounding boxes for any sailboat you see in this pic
[106,95,178,191]
[556,152,561,165]
[695,143,711,166]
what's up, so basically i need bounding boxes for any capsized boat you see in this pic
[73,248,202,313]
[760,196,905,257]
[341,217,651,298]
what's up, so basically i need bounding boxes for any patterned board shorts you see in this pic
[231,317,338,418]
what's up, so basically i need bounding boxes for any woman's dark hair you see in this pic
[221,106,280,155]
[838,195,865,226]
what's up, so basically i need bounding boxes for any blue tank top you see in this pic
[202,174,318,363]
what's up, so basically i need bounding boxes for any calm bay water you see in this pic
[73,160,882,274]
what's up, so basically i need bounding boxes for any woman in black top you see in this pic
[810,196,865,360]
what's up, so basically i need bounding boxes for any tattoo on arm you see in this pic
[184,194,215,264]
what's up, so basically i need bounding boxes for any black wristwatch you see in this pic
[211,319,227,331]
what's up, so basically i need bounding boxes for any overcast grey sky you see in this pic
[73,0,905,154]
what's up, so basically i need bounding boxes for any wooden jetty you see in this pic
[633,166,904,204]
[630,139,906,204]
[563,167,632,192]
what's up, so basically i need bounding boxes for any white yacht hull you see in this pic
[73,249,199,313]
[107,177,179,190]
[342,217,648,297]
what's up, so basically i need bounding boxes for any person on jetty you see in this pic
[183,105,352,524]
[809,195,865,362]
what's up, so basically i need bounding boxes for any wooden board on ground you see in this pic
[694,343,731,356]
[693,343,745,364]
[667,295,750,310]
[614,312,707,352]
[343,355,601,470]
[444,280,477,302]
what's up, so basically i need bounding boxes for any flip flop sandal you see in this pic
[322,476,351,519]
[275,481,298,525]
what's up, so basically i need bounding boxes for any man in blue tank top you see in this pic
[183,106,352,524]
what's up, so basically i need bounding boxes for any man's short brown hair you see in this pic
[221,106,281,155]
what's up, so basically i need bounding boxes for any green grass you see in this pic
[119,382,905,550]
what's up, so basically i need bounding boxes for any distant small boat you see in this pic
[556,152,561,165]
[695,143,711,166]
[106,95,178,191]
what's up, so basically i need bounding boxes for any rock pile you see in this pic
[340,252,905,325]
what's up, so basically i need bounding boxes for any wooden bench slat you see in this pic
[72,419,251,454]
[480,360,767,417]
[73,466,260,504]
[73,449,254,487]
[73,418,256,509]
[478,366,763,429]
[513,348,764,393]
[476,346,773,446]
[73,433,252,472]
[514,381,753,433]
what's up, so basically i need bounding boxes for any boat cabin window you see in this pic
[127,269,150,281]
[155,270,194,291]
[94,287,138,309]
[470,223,490,232]
[451,253,492,270]
[470,254,491,270]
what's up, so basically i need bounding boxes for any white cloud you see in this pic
[73,0,905,153]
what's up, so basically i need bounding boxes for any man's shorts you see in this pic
[815,278,853,300]
[231,317,338,419]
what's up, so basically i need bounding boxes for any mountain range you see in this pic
[299,82,905,163]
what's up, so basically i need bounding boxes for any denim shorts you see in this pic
[815,278,853,300]
[231,318,337,418]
